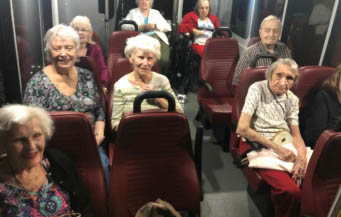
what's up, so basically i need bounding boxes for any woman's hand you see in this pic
[139,24,156,31]
[291,156,307,186]
[95,131,105,145]
[94,121,105,146]
[274,145,296,162]
[193,28,204,36]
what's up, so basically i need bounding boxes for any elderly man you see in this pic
[232,15,291,86]
[236,58,307,217]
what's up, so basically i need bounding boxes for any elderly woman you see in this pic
[23,24,109,188]
[122,0,171,75]
[178,0,221,57]
[111,34,182,130]
[236,58,307,217]
[0,104,94,216]
[304,64,341,147]
[70,15,109,86]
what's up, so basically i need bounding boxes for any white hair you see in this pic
[0,104,54,143]
[265,58,299,85]
[70,15,94,44]
[44,24,80,61]
[124,34,161,60]
[260,15,282,30]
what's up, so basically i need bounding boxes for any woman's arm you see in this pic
[236,113,296,161]
[94,121,105,145]
[290,124,307,185]
[152,10,171,32]
[159,76,183,112]
[111,85,126,130]
[178,12,197,34]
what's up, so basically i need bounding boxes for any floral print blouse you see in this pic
[0,159,71,216]
[23,67,105,125]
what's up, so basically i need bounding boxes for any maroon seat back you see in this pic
[198,37,239,98]
[291,66,335,107]
[247,37,261,47]
[107,30,140,81]
[230,67,267,159]
[75,56,107,113]
[109,109,200,217]
[47,111,107,217]
[301,130,341,217]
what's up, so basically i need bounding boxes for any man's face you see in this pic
[259,19,281,47]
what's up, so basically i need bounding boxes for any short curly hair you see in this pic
[124,34,161,60]
[0,104,54,144]
[44,24,80,62]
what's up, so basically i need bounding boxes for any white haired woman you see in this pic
[70,15,109,86]
[23,24,109,188]
[111,34,183,130]
[236,58,307,217]
[0,104,94,216]
[122,0,171,75]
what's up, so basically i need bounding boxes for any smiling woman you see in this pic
[0,104,94,216]
[22,24,110,189]
[111,34,183,130]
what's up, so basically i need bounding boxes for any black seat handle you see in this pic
[249,54,277,68]
[118,20,138,31]
[198,27,214,32]
[133,91,176,113]
[213,27,232,38]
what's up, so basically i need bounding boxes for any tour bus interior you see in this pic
[0,0,341,216]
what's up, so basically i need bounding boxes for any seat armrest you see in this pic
[198,79,213,93]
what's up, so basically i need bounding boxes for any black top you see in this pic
[44,148,95,217]
[303,88,341,148]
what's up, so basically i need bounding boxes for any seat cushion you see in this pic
[199,97,233,125]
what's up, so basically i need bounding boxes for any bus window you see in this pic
[323,1,341,67]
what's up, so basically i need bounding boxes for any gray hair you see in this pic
[124,34,161,60]
[194,0,211,14]
[0,104,54,144]
[70,15,94,44]
[260,15,282,31]
[136,0,154,7]
[44,24,80,61]
[265,58,299,85]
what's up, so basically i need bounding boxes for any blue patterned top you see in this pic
[0,159,71,216]
[23,67,105,125]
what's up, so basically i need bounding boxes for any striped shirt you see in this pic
[232,41,291,86]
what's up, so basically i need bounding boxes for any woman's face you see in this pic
[269,64,295,96]
[198,1,210,19]
[72,22,90,44]
[129,49,155,77]
[138,0,151,11]
[49,36,78,71]
[5,118,46,171]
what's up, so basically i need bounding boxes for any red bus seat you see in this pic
[108,91,200,217]
[107,30,139,82]
[301,130,341,217]
[47,111,108,217]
